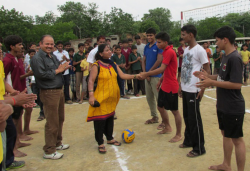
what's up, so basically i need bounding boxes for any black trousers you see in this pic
[132,70,145,95]
[93,116,114,145]
[182,91,206,154]
[63,74,70,101]
[5,115,16,168]
[31,83,44,117]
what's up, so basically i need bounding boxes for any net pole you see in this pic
[181,11,184,28]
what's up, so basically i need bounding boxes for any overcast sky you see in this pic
[2,0,235,21]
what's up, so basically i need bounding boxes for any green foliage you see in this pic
[139,20,160,33]
[142,8,172,32]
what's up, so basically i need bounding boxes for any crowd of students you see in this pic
[0,24,247,171]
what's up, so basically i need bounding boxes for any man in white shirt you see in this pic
[53,41,72,104]
[135,35,146,59]
[87,36,106,66]
[179,25,210,158]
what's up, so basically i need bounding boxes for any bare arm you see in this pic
[149,54,163,71]
[141,63,166,78]
[20,70,33,80]
[117,65,137,80]
[142,56,146,72]
[88,65,98,106]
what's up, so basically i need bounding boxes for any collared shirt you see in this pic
[111,54,126,72]
[3,53,26,91]
[129,52,141,71]
[87,46,98,64]
[73,52,85,72]
[30,49,64,89]
[53,50,70,75]
[135,43,146,59]
[121,47,132,67]
[144,42,163,78]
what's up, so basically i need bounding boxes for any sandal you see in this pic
[98,146,106,154]
[179,143,192,148]
[187,150,206,158]
[107,140,121,146]
[37,116,45,121]
[157,122,165,130]
[145,117,159,124]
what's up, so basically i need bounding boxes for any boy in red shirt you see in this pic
[140,32,182,142]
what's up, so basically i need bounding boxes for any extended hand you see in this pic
[196,77,213,89]
[193,69,208,79]
[140,72,147,80]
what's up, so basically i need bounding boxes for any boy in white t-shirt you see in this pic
[179,25,210,158]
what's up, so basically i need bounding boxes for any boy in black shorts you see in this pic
[194,26,245,171]
[140,32,182,142]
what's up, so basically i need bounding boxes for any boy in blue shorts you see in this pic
[194,26,245,171]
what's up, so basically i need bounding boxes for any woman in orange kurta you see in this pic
[88,44,140,154]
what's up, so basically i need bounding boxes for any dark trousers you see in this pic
[132,70,145,95]
[93,116,114,145]
[210,63,212,75]
[63,74,70,101]
[182,91,206,154]
[5,115,16,168]
[120,79,125,96]
[31,83,44,117]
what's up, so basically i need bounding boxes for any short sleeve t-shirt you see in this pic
[80,59,89,76]
[181,44,208,93]
[217,50,245,115]
[161,45,179,93]
[121,48,132,67]
[240,50,250,63]
[111,54,126,72]
[144,42,163,78]
[129,52,141,71]
[213,53,221,69]
[73,52,85,72]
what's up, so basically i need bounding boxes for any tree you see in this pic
[0,6,34,44]
[139,19,160,33]
[57,2,102,38]
[142,7,172,32]
[102,7,135,37]
[35,11,57,25]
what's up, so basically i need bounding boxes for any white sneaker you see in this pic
[43,151,63,160]
[56,144,70,150]
[127,90,133,95]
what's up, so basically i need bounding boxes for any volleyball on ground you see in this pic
[122,129,135,143]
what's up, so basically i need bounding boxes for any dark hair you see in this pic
[168,41,173,45]
[155,32,170,42]
[242,43,248,48]
[94,43,98,47]
[179,37,183,42]
[56,41,63,46]
[106,39,111,42]
[122,39,128,44]
[128,38,133,42]
[115,45,121,50]
[112,44,117,48]
[203,42,208,45]
[85,50,90,55]
[4,35,23,51]
[78,43,84,48]
[67,48,74,53]
[118,42,122,44]
[213,26,236,44]
[146,28,156,35]
[97,35,105,42]
[88,46,93,52]
[216,46,219,48]
[234,43,238,47]
[131,45,137,50]
[28,42,36,49]
[181,25,197,38]
[64,42,71,46]
[95,44,108,61]
[40,35,53,43]
[135,35,141,39]
[28,49,36,54]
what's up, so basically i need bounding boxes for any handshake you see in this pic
[135,72,150,80]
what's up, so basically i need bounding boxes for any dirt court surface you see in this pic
[17,86,250,171]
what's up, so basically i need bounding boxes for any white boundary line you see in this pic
[111,146,129,171]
